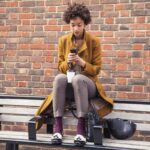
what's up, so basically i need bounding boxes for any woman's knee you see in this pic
[53,74,67,86]
[72,74,85,87]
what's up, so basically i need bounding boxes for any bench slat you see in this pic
[114,103,150,112]
[0,99,43,106]
[0,131,149,150]
[0,107,37,115]
[136,123,150,131]
[105,112,150,122]
[0,115,33,122]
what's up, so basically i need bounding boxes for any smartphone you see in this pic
[70,48,77,54]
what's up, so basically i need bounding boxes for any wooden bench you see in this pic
[0,95,150,150]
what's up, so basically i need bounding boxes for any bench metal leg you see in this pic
[47,124,53,134]
[6,143,18,150]
[28,120,36,140]
[93,125,103,145]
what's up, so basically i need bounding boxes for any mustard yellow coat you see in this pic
[35,31,113,130]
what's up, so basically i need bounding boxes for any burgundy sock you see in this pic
[53,117,62,134]
[77,117,86,136]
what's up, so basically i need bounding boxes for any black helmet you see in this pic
[106,118,136,139]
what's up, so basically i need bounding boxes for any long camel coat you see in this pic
[35,31,113,130]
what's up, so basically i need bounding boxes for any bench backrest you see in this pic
[0,96,43,123]
[0,96,150,133]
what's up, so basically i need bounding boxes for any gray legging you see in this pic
[53,74,97,118]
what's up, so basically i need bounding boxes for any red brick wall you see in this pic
[0,0,150,101]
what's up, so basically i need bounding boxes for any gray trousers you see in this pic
[53,74,97,118]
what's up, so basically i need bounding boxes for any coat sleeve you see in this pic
[58,38,68,74]
[83,38,101,76]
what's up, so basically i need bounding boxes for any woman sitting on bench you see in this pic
[50,3,113,146]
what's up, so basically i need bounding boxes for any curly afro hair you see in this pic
[63,3,91,25]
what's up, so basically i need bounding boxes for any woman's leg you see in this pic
[72,74,97,118]
[53,74,68,117]
[52,74,67,134]
[72,74,97,136]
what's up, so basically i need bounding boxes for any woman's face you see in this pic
[70,17,85,39]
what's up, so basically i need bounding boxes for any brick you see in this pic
[15,75,31,81]
[30,44,47,50]
[48,6,57,12]
[45,13,62,18]
[127,93,147,100]
[145,3,150,9]
[19,38,33,44]
[19,14,35,19]
[101,11,119,17]
[134,3,145,9]
[116,18,134,24]
[133,44,144,50]
[89,5,103,11]
[101,0,118,4]
[132,51,142,57]
[120,10,130,17]
[115,85,131,91]
[16,63,31,68]
[33,63,41,69]
[130,24,148,30]
[57,6,68,12]
[115,31,133,37]
[90,24,99,30]
[18,26,34,32]
[0,8,6,13]
[44,25,61,31]
[117,78,127,85]
[135,31,146,37]
[100,78,115,84]
[131,0,150,2]
[128,79,147,85]
[2,81,17,87]
[146,87,150,92]
[131,10,148,16]
[18,44,31,50]
[113,72,131,78]
[120,25,129,30]
[18,82,27,87]
[133,85,144,92]
[0,14,8,19]
[119,0,130,4]
[103,4,114,11]
[144,45,150,51]
[90,0,100,4]
[6,7,20,13]
[20,1,35,7]
[46,0,62,6]
[32,7,45,13]
[132,38,149,44]
[105,18,114,24]
[29,70,44,75]
[103,31,113,37]
[101,25,118,31]
[30,56,45,63]
[32,76,41,81]
[131,71,143,78]
[28,82,44,88]
[116,64,128,71]
[114,44,132,50]
[16,88,32,95]
[72,0,90,4]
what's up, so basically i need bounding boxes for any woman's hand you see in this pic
[74,55,86,68]
[67,53,76,63]
[67,53,86,68]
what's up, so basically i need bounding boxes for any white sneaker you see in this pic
[51,133,62,145]
[74,134,86,147]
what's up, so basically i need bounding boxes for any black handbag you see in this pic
[85,109,101,142]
